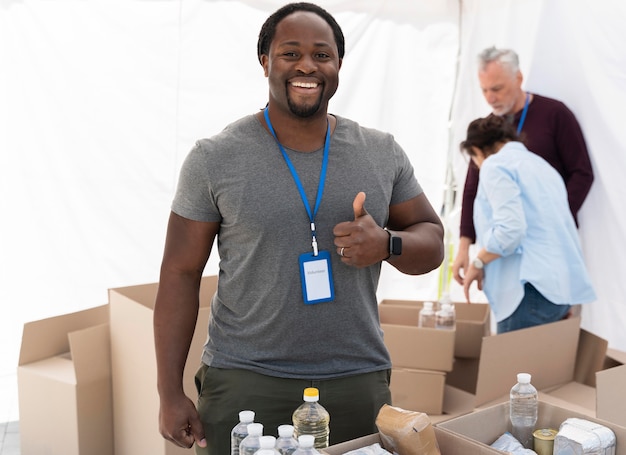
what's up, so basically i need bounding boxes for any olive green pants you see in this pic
[194,365,391,455]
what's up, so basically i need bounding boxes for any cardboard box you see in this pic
[539,382,597,416]
[17,305,112,455]
[323,433,382,454]
[322,429,501,454]
[109,275,217,455]
[445,317,583,403]
[429,385,476,425]
[444,317,603,409]
[379,302,455,372]
[445,357,480,395]
[596,347,626,425]
[603,347,626,370]
[443,317,626,427]
[379,299,490,359]
[572,327,609,388]
[390,368,446,415]
[436,400,626,452]
[597,363,626,427]
[532,324,608,415]
[433,426,502,454]
[451,303,491,358]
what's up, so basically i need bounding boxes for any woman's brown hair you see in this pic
[460,114,520,158]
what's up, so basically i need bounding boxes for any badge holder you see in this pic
[299,250,335,304]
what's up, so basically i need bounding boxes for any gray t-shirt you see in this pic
[172,114,422,379]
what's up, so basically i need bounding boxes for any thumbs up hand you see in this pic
[333,192,389,267]
[352,191,367,219]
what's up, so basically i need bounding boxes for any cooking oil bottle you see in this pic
[292,388,330,449]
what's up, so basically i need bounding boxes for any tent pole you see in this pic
[438,0,464,301]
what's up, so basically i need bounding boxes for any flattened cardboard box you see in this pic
[18,305,112,455]
[436,400,626,452]
[379,302,455,372]
[379,299,490,359]
[109,275,217,455]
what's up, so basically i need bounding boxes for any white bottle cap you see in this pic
[423,301,433,310]
[278,424,294,437]
[239,410,255,423]
[517,373,531,383]
[298,435,315,447]
[247,422,264,436]
[303,387,320,402]
[259,435,276,449]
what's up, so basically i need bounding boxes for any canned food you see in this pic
[533,428,557,455]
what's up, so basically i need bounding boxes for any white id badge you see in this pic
[298,250,335,304]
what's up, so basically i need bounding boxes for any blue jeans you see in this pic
[497,282,571,333]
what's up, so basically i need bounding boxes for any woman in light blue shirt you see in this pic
[459,115,596,333]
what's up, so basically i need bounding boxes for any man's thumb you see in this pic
[353,191,367,219]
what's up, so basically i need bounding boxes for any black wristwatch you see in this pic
[384,228,402,258]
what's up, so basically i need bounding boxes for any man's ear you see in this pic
[260,54,269,77]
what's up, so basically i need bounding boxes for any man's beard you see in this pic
[492,99,516,117]
[287,94,323,118]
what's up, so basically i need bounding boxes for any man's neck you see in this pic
[259,107,334,152]
[511,90,531,115]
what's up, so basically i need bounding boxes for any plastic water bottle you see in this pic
[438,292,452,309]
[418,301,436,328]
[292,387,330,449]
[510,373,538,449]
[253,436,280,455]
[231,410,255,455]
[240,422,264,455]
[293,435,321,455]
[276,424,299,455]
[435,302,456,330]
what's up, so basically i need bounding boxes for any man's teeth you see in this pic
[292,82,318,88]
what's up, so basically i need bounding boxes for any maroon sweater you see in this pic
[460,94,594,241]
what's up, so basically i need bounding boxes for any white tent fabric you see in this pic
[1,0,625,380]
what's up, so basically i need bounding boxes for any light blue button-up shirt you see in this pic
[474,141,596,322]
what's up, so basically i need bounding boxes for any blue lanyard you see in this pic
[517,92,530,134]
[263,107,330,256]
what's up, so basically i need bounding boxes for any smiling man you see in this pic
[153,3,444,454]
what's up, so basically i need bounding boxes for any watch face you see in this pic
[391,236,402,255]
[473,258,484,269]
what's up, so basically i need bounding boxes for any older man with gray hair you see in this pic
[453,46,594,286]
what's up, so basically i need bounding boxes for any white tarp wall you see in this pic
[1,0,625,381]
